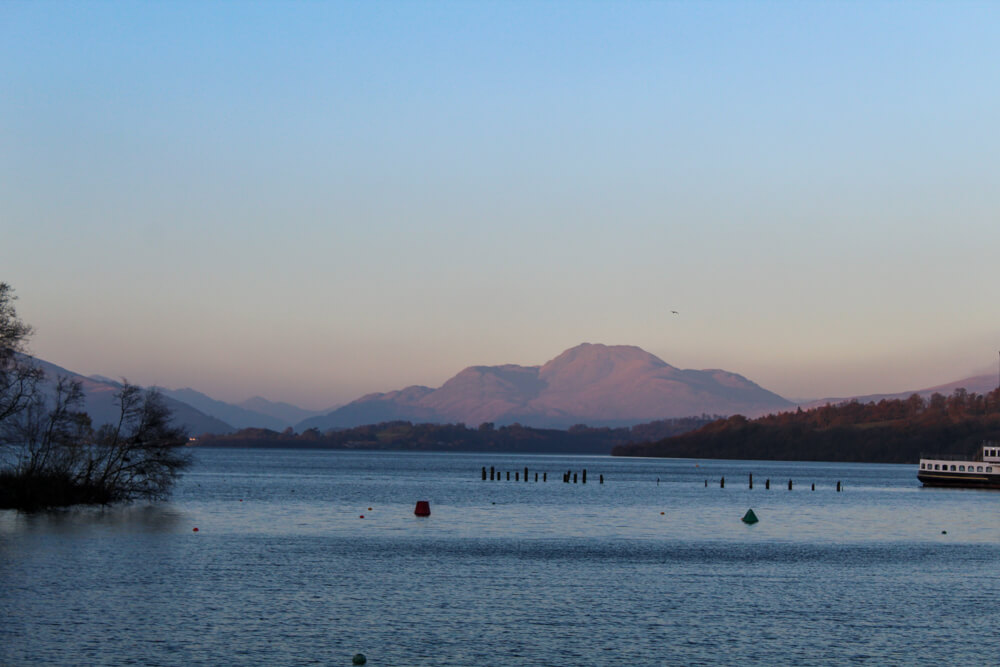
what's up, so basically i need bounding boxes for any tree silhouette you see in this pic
[1,284,190,509]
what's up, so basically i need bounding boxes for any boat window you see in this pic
[920,463,925,469]
[988,467,993,473]
[959,465,966,472]
[978,466,984,472]
[950,465,957,471]
[934,464,940,470]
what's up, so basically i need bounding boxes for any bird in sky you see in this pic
[671,310,679,315]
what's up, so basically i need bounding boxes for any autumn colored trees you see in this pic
[613,390,1000,463]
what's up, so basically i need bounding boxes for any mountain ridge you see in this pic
[30,358,233,435]
[237,396,330,426]
[797,374,999,410]
[28,349,998,436]
[297,343,794,430]
[156,387,290,431]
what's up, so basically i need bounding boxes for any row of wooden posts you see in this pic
[481,466,603,484]
[478,467,841,491]
[712,473,842,492]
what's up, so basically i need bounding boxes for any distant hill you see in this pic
[297,343,794,431]
[157,387,290,431]
[238,396,330,426]
[31,358,233,435]
[297,385,437,431]
[798,374,999,410]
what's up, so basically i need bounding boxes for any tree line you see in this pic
[612,389,1000,463]
[1,283,189,510]
[193,415,720,454]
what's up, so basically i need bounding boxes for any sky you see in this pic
[3,1,1000,409]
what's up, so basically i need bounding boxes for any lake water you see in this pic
[2,449,999,666]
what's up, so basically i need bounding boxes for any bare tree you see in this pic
[4,376,91,477]
[0,283,44,424]
[1,283,191,508]
[83,383,191,503]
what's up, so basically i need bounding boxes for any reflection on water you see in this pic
[2,503,184,534]
[2,449,1000,666]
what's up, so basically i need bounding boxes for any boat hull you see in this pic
[917,471,1000,489]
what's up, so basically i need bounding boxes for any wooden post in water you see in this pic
[749,473,753,489]
[524,466,528,482]
[515,471,519,481]
[582,469,587,484]
[600,474,604,484]
[765,479,770,490]
[506,471,510,481]
[788,479,793,491]
[543,472,547,482]
[704,480,708,487]
[482,466,486,481]
[811,483,815,491]
[535,472,538,482]
[490,466,495,481]
[573,473,578,484]
[720,476,725,489]
[837,481,842,492]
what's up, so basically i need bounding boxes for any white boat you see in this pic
[918,442,1000,489]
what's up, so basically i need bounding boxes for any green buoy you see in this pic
[742,509,759,524]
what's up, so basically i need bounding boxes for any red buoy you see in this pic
[414,500,431,517]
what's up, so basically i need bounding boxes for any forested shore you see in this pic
[613,389,1000,463]
[195,389,1000,463]
[192,417,717,454]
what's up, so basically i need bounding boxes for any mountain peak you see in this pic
[540,343,673,387]
[299,343,792,429]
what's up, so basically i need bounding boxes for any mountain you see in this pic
[297,386,436,431]
[157,387,291,431]
[297,343,794,431]
[30,358,233,435]
[798,373,999,410]
[237,396,330,426]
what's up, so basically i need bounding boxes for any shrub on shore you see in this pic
[1,282,189,510]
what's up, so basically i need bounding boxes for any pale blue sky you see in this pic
[3,1,999,408]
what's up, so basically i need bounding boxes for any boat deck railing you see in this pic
[919,453,981,462]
